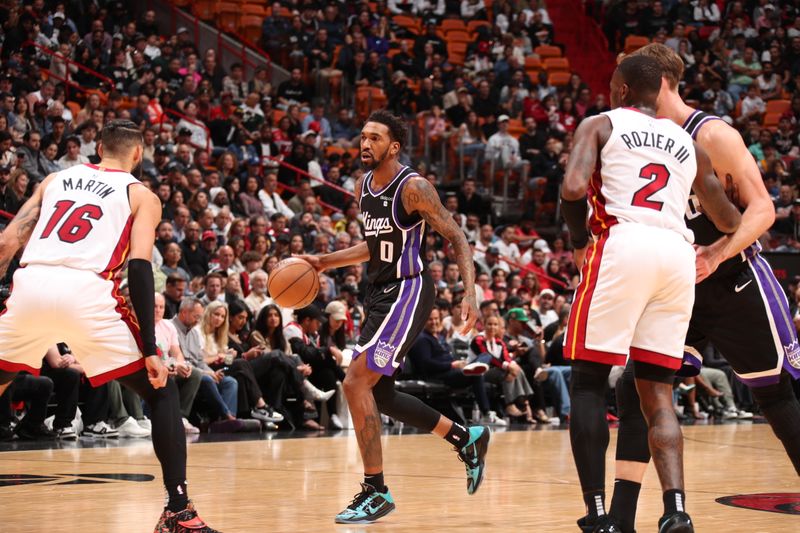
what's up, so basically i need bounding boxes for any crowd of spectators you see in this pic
[0,0,799,439]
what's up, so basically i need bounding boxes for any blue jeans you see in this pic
[199,374,238,417]
[544,366,572,416]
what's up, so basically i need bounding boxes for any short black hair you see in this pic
[366,110,407,148]
[99,119,143,157]
[617,55,662,98]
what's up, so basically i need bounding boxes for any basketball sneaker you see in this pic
[658,511,694,533]
[334,482,396,524]
[154,501,220,533]
[457,425,490,495]
[577,514,623,532]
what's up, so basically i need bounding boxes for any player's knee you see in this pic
[571,360,610,393]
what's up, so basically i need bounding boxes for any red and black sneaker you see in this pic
[154,501,220,533]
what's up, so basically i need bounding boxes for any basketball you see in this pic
[267,257,320,309]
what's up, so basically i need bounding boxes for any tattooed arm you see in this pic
[0,173,55,278]
[401,176,478,334]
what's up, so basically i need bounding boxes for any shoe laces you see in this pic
[346,483,377,510]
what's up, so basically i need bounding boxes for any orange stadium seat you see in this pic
[217,3,240,33]
[763,112,781,129]
[544,57,570,72]
[241,3,268,17]
[467,20,492,35]
[393,15,419,34]
[548,71,571,87]
[766,99,790,115]
[445,30,471,43]
[192,0,216,21]
[508,118,525,137]
[172,0,192,6]
[623,35,650,54]
[524,56,542,71]
[534,45,561,59]
[238,15,262,43]
[440,19,466,33]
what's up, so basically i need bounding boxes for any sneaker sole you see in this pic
[334,502,396,524]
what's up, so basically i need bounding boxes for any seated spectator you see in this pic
[408,308,504,425]
[198,301,281,425]
[470,315,537,423]
[172,298,242,431]
[0,371,55,440]
[485,115,530,189]
[284,305,344,430]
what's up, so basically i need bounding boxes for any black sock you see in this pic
[583,490,606,519]
[166,481,189,512]
[663,489,686,515]
[364,472,386,492]
[609,479,641,532]
[444,422,469,447]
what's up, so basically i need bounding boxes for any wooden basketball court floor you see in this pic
[0,423,797,532]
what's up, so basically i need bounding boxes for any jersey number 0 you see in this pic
[40,200,104,244]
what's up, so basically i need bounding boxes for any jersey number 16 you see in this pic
[40,200,104,244]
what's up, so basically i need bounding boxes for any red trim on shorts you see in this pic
[630,347,682,370]
[111,277,145,354]
[588,169,618,235]
[570,347,627,367]
[84,163,127,173]
[86,357,146,386]
[0,359,41,376]
[566,234,608,361]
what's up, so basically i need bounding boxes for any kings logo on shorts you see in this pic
[373,340,397,368]
[784,340,800,370]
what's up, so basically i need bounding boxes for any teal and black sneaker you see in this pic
[457,425,491,495]
[334,483,396,524]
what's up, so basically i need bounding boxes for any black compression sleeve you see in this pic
[560,197,590,249]
[128,258,158,356]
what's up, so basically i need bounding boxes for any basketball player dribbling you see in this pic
[607,43,800,533]
[560,56,741,533]
[298,110,488,524]
[0,120,218,533]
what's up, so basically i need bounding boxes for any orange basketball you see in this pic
[267,257,320,309]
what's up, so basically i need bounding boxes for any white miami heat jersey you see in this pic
[21,164,141,277]
[589,108,697,242]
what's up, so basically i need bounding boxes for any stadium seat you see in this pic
[446,31,471,43]
[172,0,192,6]
[763,112,781,129]
[524,56,542,71]
[217,3,240,33]
[543,57,570,72]
[766,99,791,115]
[393,15,419,34]
[192,0,216,21]
[238,15,262,44]
[534,45,561,59]
[241,3,268,17]
[508,118,525,137]
[467,20,492,35]
[66,101,80,118]
[623,35,650,54]
[548,71,571,87]
[440,19,467,33]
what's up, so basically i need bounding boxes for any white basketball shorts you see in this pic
[564,223,695,370]
[0,264,145,385]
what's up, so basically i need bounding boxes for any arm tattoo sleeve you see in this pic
[404,180,476,297]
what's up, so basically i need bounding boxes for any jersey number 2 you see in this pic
[40,200,104,243]
[632,163,671,212]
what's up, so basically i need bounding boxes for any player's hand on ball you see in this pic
[460,294,479,335]
[294,254,323,272]
[145,355,168,389]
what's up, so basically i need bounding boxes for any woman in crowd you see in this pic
[8,169,30,213]
[249,304,335,429]
[197,301,282,427]
[470,315,537,423]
